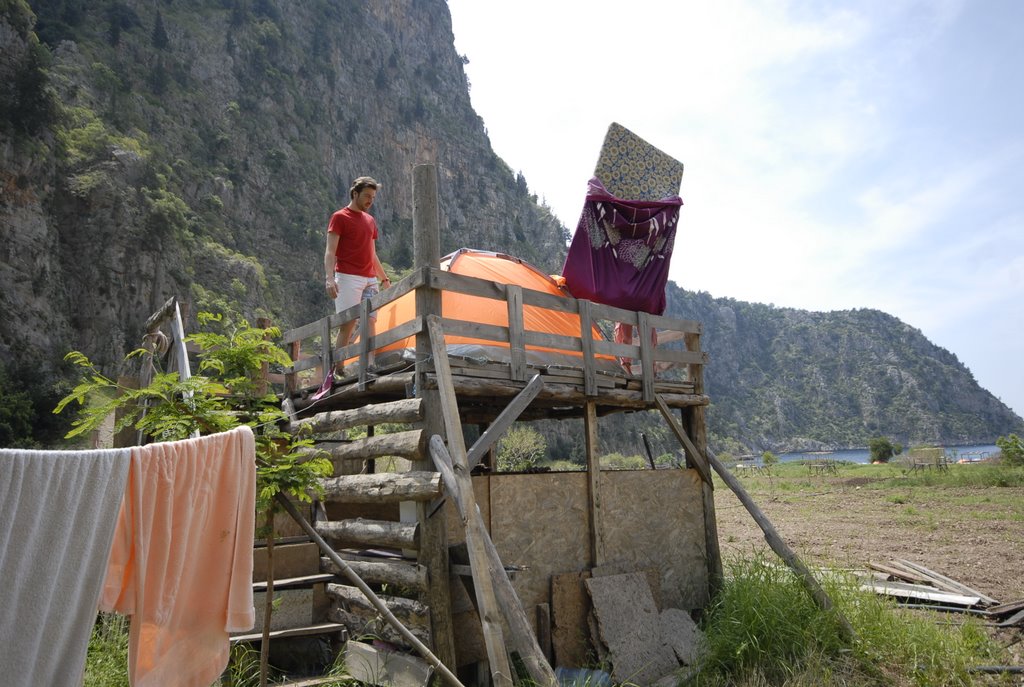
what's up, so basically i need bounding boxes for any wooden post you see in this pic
[578,300,597,397]
[427,317,513,687]
[411,164,457,670]
[684,327,723,594]
[506,284,526,381]
[584,401,604,567]
[638,311,654,402]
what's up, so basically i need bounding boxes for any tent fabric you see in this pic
[561,177,682,315]
[363,249,617,370]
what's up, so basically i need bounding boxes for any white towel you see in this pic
[0,447,131,687]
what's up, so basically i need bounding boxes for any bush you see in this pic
[868,436,896,463]
[496,425,546,472]
[996,433,1024,467]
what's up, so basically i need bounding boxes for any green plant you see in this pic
[694,554,1006,686]
[83,613,129,686]
[496,425,546,472]
[761,450,778,469]
[868,436,897,463]
[996,433,1024,467]
[57,312,333,687]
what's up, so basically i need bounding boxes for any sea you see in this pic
[745,444,1002,466]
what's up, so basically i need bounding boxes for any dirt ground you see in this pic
[712,473,1024,605]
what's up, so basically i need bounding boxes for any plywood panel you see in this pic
[489,473,592,612]
[598,469,709,610]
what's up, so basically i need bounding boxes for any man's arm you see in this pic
[324,232,340,299]
[371,241,391,289]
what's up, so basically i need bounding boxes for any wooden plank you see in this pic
[252,574,335,592]
[321,316,333,377]
[439,318,509,344]
[861,581,980,607]
[867,560,934,585]
[358,298,372,391]
[426,316,514,687]
[522,329,583,354]
[579,299,598,396]
[427,268,507,302]
[369,316,423,351]
[507,284,527,381]
[231,622,346,644]
[893,559,1000,605]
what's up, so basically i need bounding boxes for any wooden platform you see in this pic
[281,266,709,423]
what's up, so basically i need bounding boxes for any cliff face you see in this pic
[1,0,565,377]
[1,0,1020,450]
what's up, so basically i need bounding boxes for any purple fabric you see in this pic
[561,177,682,315]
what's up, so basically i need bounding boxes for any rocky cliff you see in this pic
[1,0,1020,450]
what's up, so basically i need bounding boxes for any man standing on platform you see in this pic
[323,176,391,368]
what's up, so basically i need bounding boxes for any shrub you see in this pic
[996,433,1024,467]
[496,425,546,472]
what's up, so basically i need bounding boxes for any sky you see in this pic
[446,0,1024,419]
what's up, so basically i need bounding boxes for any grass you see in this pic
[689,554,1012,687]
[83,614,129,687]
[720,460,1024,491]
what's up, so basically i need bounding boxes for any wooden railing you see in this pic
[282,266,707,404]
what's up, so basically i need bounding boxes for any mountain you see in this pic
[662,284,1022,453]
[1,0,1020,451]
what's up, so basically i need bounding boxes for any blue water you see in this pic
[766,444,1001,465]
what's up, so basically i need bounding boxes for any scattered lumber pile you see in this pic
[863,558,1024,627]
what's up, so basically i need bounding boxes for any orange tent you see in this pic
[370,249,617,370]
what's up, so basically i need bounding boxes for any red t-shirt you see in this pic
[328,207,378,277]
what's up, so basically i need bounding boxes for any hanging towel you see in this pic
[561,176,682,315]
[100,426,256,687]
[0,447,131,687]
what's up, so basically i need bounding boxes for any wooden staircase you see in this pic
[240,397,442,665]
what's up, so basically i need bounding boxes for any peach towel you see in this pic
[100,426,256,687]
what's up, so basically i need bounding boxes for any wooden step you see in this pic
[328,607,430,647]
[230,621,347,644]
[289,398,423,435]
[326,583,429,629]
[320,555,428,592]
[315,518,418,551]
[252,573,336,593]
[320,471,440,504]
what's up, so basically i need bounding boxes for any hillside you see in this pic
[1,0,1020,450]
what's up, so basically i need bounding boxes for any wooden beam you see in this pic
[654,395,712,484]
[584,401,604,567]
[578,299,598,397]
[320,472,440,503]
[316,518,419,551]
[506,284,527,381]
[431,437,556,687]
[412,164,456,672]
[289,398,423,435]
[427,316,513,687]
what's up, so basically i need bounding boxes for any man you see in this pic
[323,176,391,367]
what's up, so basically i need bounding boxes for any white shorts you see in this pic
[334,273,379,319]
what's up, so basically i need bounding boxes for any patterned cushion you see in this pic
[594,122,684,200]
